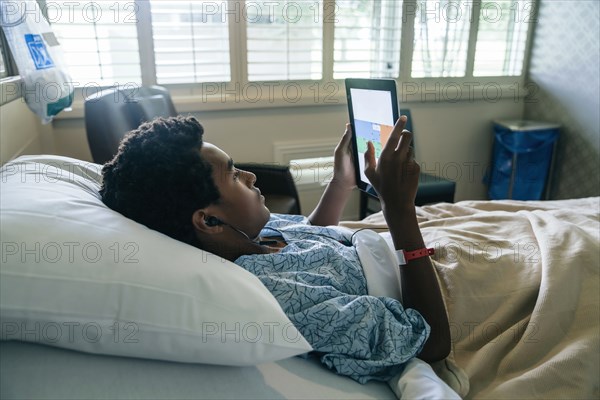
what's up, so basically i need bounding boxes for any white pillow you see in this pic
[0,155,312,365]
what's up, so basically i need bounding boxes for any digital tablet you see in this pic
[345,78,400,197]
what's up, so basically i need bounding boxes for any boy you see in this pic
[100,115,451,387]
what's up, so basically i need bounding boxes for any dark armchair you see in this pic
[85,86,177,165]
[84,85,301,214]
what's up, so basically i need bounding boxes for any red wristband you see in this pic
[395,248,435,265]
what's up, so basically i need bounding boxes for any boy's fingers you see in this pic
[398,130,414,157]
[336,123,352,152]
[342,124,352,142]
[364,141,376,179]
[343,123,351,134]
[381,116,407,158]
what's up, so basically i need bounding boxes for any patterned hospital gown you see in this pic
[235,214,430,383]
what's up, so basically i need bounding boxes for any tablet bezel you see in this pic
[345,78,400,197]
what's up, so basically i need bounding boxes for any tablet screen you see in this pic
[349,87,395,188]
[345,78,399,197]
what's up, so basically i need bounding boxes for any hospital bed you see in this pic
[1,155,598,399]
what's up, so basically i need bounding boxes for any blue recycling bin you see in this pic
[487,120,560,200]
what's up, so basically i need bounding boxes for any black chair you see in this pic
[359,109,456,219]
[85,85,177,165]
[84,85,301,214]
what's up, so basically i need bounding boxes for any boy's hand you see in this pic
[308,124,356,226]
[364,116,420,210]
[365,116,452,362]
[330,123,356,192]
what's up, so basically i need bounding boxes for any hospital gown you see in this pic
[235,214,430,383]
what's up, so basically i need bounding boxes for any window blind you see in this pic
[411,0,471,78]
[333,0,402,79]
[473,0,531,76]
[246,0,323,81]
[51,1,142,86]
[42,0,532,90]
[150,0,231,84]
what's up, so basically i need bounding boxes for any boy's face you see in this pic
[200,143,271,239]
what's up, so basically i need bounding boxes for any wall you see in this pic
[48,97,524,220]
[0,96,52,164]
[525,0,600,199]
[1,77,526,220]
[1,83,525,220]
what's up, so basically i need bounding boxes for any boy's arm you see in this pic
[364,116,451,362]
[308,124,356,226]
[387,206,451,362]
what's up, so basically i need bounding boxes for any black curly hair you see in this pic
[100,116,220,247]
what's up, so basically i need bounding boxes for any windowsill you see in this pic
[0,76,22,107]
[51,80,530,121]
[175,93,348,113]
[53,92,348,120]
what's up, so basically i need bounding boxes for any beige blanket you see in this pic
[342,197,600,399]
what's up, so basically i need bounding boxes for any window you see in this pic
[42,0,535,98]
[150,0,231,84]
[247,0,323,81]
[50,1,142,86]
[410,0,534,79]
[473,0,531,76]
[334,0,402,79]
[411,0,471,77]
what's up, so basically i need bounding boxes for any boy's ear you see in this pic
[192,209,223,234]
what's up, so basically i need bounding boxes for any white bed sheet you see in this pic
[341,197,600,399]
[0,341,396,400]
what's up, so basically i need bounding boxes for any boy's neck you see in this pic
[199,236,279,262]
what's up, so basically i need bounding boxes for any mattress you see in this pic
[0,341,395,400]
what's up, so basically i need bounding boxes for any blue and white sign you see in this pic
[25,34,54,70]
